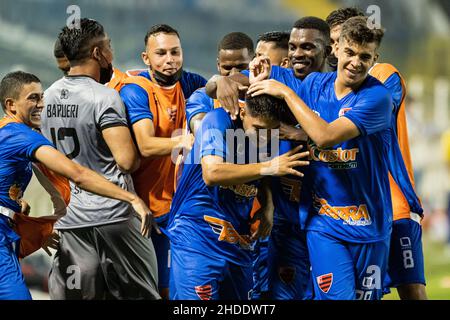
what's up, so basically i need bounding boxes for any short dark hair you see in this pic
[0,71,40,111]
[326,7,365,28]
[145,24,179,45]
[257,31,290,50]
[340,16,384,47]
[218,32,254,55]
[292,16,330,42]
[53,37,66,59]
[58,18,106,62]
[245,94,286,122]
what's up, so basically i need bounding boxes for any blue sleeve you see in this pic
[344,86,392,136]
[382,73,403,114]
[199,111,229,160]
[186,88,214,127]
[387,131,423,215]
[13,125,53,159]
[119,83,153,125]
[181,72,207,98]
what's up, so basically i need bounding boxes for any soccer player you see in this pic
[0,71,154,299]
[247,16,397,300]
[167,93,310,300]
[40,18,160,300]
[326,7,427,300]
[255,31,290,68]
[186,32,254,134]
[53,38,70,76]
[118,24,206,299]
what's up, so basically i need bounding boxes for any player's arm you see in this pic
[201,145,309,186]
[247,80,360,148]
[189,113,206,135]
[32,164,67,216]
[251,177,274,240]
[102,125,140,173]
[34,145,157,236]
[132,119,193,158]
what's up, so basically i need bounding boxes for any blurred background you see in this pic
[0,0,449,299]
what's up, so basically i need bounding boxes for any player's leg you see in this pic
[48,228,106,299]
[306,230,355,300]
[169,243,225,300]
[151,216,170,299]
[0,236,31,300]
[350,237,390,300]
[94,216,160,300]
[268,222,311,300]
[220,261,253,300]
[386,217,427,300]
[251,236,270,300]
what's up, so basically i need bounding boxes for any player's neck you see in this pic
[68,64,100,82]
[334,74,366,100]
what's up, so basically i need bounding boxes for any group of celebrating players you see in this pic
[0,6,427,300]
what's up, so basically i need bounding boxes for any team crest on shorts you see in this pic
[195,284,212,300]
[317,273,333,293]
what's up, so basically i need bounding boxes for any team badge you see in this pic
[317,273,333,293]
[338,107,352,117]
[60,89,69,99]
[195,284,212,300]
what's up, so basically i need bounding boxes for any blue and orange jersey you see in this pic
[168,108,261,267]
[0,117,53,214]
[297,72,393,243]
[117,70,206,218]
[369,63,423,220]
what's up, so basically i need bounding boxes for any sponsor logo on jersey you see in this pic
[314,195,372,226]
[338,107,352,117]
[220,184,258,198]
[204,215,251,250]
[317,273,333,293]
[308,140,359,169]
[195,284,212,300]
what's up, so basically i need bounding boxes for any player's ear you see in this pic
[92,46,101,62]
[216,58,221,73]
[4,98,16,113]
[280,57,290,68]
[141,51,150,67]
[239,106,246,120]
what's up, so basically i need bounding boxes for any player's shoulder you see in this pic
[182,70,205,81]
[370,62,400,77]
[202,107,232,128]
[300,71,335,93]
[45,77,65,96]
[358,75,392,106]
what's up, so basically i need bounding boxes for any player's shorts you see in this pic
[152,214,170,290]
[251,236,269,299]
[0,215,32,300]
[268,219,312,300]
[384,216,426,288]
[48,216,160,300]
[170,243,253,300]
[307,230,390,300]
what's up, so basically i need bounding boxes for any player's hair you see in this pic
[257,31,290,50]
[0,71,40,111]
[245,94,286,122]
[145,24,180,45]
[58,18,106,62]
[340,16,384,48]
[292,16,330,43]
[326,7,365,28]
[218,32,254,55]
[53,37,66,59]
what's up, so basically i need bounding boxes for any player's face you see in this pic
[143,33,183,76]
[328,25,341,69]
[255,41,288,66]
[336,37,379,88]
[217,48,252,76]
[7,82,44,128]
[240,107,280,146]
[288,28,328,80]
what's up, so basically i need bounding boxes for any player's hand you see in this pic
[250,205,274,241]
[131,197,161,237]
[20,199,31,216]
[175,133,195,153]
[249,56,271,85]
[42,231,60,256]
[216,76,247,120]
[247,79,292,100]
[261,144,310,177]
